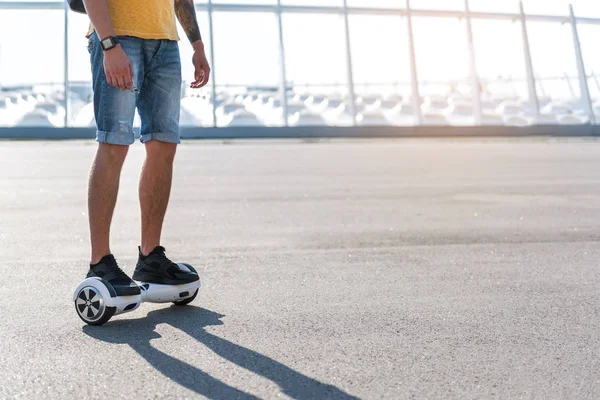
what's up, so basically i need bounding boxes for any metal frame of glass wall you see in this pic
[1,0,600,127]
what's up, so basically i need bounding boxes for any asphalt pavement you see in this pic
[0,137,599,399]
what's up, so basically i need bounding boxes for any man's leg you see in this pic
[139,141,177,256]
[133,140,198,286]
[87,33,143,264]
[88,143,129,264]
[131,39,197,286]
[136,38,182,256]
[86,141,141,297]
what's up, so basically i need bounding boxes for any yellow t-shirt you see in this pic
[86,0,179,41]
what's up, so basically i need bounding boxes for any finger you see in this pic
[106,74,117,88]
[120,69,130,90]
[127,63,134,89]
[108,71,121,89]
[197,69,207,87]
[113,74,122,90]
[192,69,202,86]
[115,73,127,90]
[198,71,208,88]
[201,68,211,86]
[196,70,206,87]
[121,73,129,90]
[194,71,204,88]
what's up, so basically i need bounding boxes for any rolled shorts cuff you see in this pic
[140,132,181,144]
[96,130,135,146]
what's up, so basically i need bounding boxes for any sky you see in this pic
[0,0,600,100]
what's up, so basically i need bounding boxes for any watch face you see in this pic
[102,38,113,49]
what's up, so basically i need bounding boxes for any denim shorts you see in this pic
[88,32,182,145]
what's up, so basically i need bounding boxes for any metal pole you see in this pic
[64,2,69,127]
[276,0,289,126]
[519,1,540,120]
[464,0,482,125]
[406,0,422,125]
[342,0,357,125]
[207,0,217,127]
[569,4,595,124]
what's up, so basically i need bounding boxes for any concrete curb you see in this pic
[1,125,599,140]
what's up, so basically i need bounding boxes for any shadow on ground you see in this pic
[83,306,359,399]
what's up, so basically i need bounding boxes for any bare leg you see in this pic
[88,143,129,264]
[139,140,177,256]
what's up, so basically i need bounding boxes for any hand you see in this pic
[103,44,134,90]
[191,42,210,89]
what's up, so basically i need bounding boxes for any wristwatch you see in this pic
[100,36,119,51]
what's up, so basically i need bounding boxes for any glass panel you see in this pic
[528,21,585,124]
[578,24,600,123]
[412,16,471,125]
[0,10,65,127]
[282,13,349,126]
[68,12,94,129]
[212,12,280,127]
[349,15,411,126]
[3,0,600,131]
[571,0,600,18]
[472,19,529,126]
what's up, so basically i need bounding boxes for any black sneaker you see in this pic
[87,254,141,296]
[132,246,199,285]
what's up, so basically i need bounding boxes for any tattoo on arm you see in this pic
[174,0,202,43]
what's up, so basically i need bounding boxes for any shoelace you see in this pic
[104,262,129,279]
[150,247,180,270]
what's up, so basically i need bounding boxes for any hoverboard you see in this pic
[73,264,200,325]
